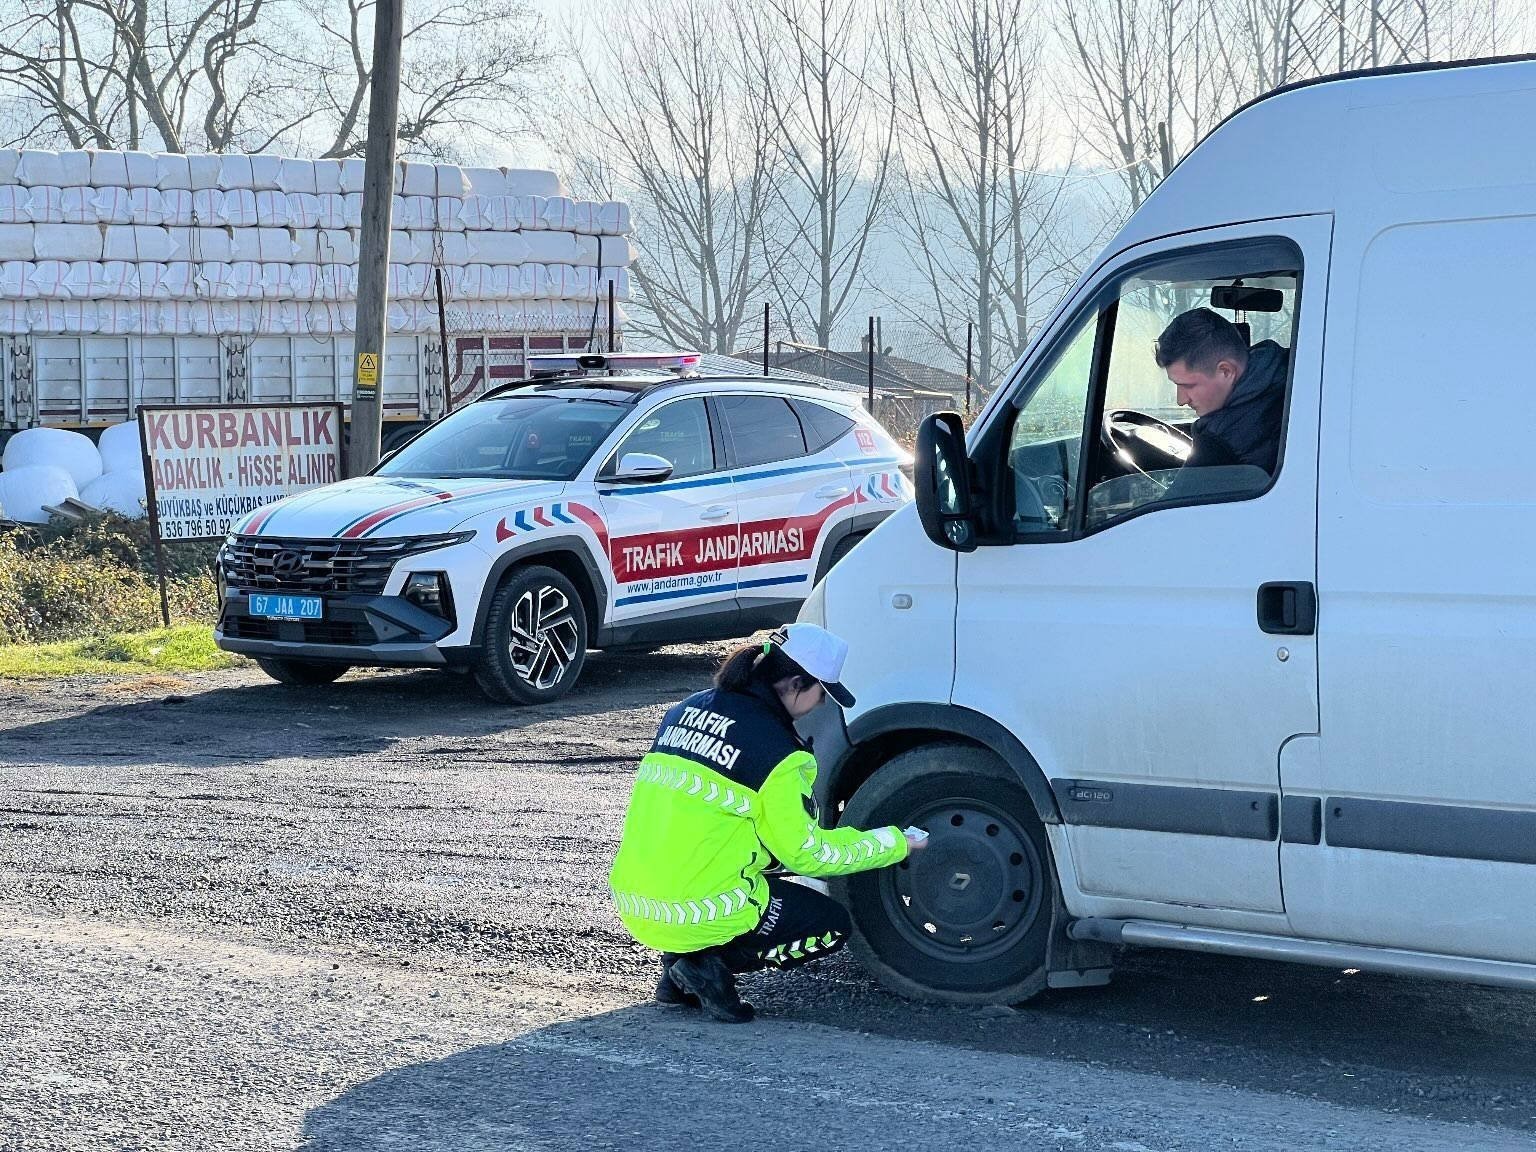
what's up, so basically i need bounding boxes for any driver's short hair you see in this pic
[1155,308,1249,373]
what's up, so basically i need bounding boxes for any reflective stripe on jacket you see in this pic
[608,682,907,952]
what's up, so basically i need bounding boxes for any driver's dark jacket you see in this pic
[1187,341,1288,473]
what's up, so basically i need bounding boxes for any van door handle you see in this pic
[699,505,733,521]
[1257,582,1316,636]
[813,484,851,498]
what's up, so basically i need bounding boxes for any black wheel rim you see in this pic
[881,796,1045,963]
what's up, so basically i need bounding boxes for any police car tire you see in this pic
[255,657,351,685]
[473,565,589,705]
[834,743,1053,1005]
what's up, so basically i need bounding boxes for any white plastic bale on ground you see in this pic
[0,465,79,524]
[79,469,148,518]
[3,427,103,489]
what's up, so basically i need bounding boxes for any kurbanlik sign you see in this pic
[138,404,344,540]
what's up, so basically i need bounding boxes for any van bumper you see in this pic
[215,591,477,668]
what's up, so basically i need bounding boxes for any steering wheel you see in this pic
[1101,410,1194,481]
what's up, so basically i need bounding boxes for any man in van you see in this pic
[1155,307,1288,474]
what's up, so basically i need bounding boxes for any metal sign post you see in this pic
[136,414,173,628]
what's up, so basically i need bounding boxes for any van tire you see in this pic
[834,743,1054,1004]
[473,565,589,705]
[255,658,350,685]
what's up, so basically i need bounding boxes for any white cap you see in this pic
[770,622,855,708]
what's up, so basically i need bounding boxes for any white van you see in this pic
[800,56,1536,1003]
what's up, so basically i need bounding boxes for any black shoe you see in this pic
[655,956,700,1008]
[668,953,755,1024]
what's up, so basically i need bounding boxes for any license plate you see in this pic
[249,594,323,620]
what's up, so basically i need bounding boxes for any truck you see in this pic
[0,330,598,453]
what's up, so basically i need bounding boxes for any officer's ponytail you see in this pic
[715,638,812,694]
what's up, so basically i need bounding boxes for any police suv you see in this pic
[214,353,912,703]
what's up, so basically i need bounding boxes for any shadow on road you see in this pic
[0,647,722,770]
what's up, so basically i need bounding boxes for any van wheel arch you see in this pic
[831,704,1061,828]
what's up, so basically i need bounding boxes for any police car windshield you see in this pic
[376,396,627,481]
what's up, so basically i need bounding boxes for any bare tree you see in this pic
[752,0,894,349]
[887,0,1092,395]
[560,0,776,354]
[0,0,546,157]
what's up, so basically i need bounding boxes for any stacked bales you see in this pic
[0,150,633,338]
[0,423,146,522]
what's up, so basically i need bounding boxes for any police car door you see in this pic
[713,393,851,628]
[596,396,741,633]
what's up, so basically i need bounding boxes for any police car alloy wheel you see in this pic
[834,743,1054,1004]
[474,565,589,705]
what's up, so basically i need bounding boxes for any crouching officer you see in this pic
[609,623,926,1023]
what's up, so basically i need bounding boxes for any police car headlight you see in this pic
[797,579,828,627]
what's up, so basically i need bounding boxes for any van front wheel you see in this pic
[835,743,1054,1004]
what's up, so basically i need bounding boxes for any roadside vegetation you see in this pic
[0,513,219,647]
[0,624,239,678]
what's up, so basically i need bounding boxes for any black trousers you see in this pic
[713,877,852,974]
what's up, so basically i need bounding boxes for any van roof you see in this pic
[1111,53,1536,256]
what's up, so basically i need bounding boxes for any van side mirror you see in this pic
[914,411,977,552]
[610,452,675,483]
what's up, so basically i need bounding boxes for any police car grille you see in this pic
[222,536,457,595]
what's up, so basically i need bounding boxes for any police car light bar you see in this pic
[527,352,703,377]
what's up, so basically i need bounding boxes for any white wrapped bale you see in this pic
[538,196,577,231]
[317,228,356,264]
[159,189,194,227]
[96,301,142,334]
[191,188,224,223]
[89,150,130,187]
[312,159,343,195]
[278,157,319,194]
[0,150,18,184]
[92,187,134,224]
[397,161,435,196]
[597,235,636,267]
[0,465,79,524]
[598,267,632,300]
[0,262,28,296]
[226,261,263,298]
[223,229,258,262]
[260,263,293,299]
[338,159,367,194]
[342,192,363,227]
[104,225,176,262]
[217,154,253,189]
[0,187,32,224]
[594,201,631,236]
[464,230,526,264]
[255,190,291,227]
[435,164,469,197]
[3,427,103,488]
[188,155,222,190]
[155,152,192,190]
[459,196,498,231]
[125,151,159,186]
[79,469,148,518]
[168,227,232,261]
[14,151,61,186]
[249,154,282,190]
[392,194,434,230]
[312,193,348,230]
[220,188,258,227]
[160,262,197,296]
[127,188,166,226]
[257,228,296,261]
[393,230,422,263]
[286,192,323,229]
[502,169,563,198]
[435,197,465,231]
[64,262,113,298]
[463,168,507,198]
[388,264,427,298]
[520,230,589,265]
[406,230,467,265]
[58,187,96,224]
[0,226,33,261]
[29,260,74,296]
[27,187,62,224]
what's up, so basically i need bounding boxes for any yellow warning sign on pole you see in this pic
[356,352,380,387]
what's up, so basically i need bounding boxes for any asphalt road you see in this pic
[2,652,1534,1151]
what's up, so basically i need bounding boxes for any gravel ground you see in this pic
[2,652,1535,1150]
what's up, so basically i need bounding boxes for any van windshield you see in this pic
[377,397,628,481]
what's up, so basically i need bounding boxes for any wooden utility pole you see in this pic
[346,0,404,477]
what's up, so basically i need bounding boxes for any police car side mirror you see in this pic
[611,452,675,483]
[915,412,978,553]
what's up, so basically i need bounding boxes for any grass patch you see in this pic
[0,625,243,679]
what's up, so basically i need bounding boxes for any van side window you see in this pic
[1003,238,1301,536]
